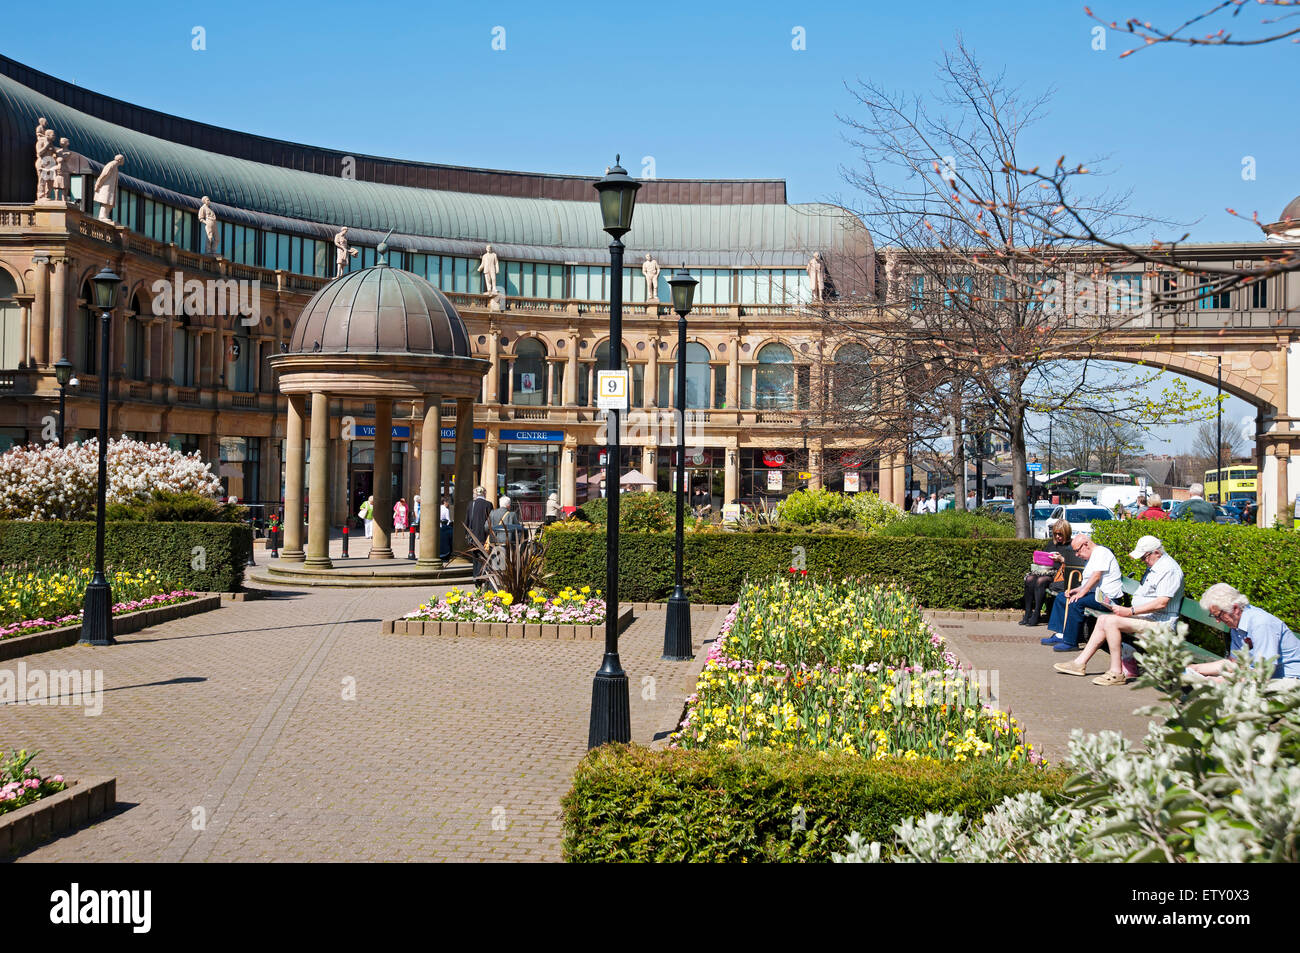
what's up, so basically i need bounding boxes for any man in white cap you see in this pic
[1054,535,1184,685]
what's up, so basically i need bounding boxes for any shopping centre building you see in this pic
[0,54,888,525]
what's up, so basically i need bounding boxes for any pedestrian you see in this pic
[466,486,493,576]
[1054,536,1184,685]
[1040,533,1123,652]
[916,493,937,514]
[359,495,374,538]
[1138,491,1169,520]
[1191,583,1300,685]
[440,495,452,526]
[1180,483,1217,523]
[489,494,522,543]
[393,498,408,535]
[545,492,560,524]
[966,491,978,510]
[412,495,421,532]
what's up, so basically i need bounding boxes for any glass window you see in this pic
[314,240,329,277]
[713,365,727,409]
[1197,276,1231,309]
[1251,279,1268,309]
[454,257,468,293]
[512,339,547,406]
[755,343,795,409]
[835,343,873,411]
[910,275,925,311]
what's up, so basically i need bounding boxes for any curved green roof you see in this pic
[0,71,872,269]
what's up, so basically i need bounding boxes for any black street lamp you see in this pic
[663,265,697,661]
[588,156,640,748]
[79,265,120,647]
[53,358,74,447]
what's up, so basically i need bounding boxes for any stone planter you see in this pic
[384,605,635,640]
[0,594,223,662]
[0,776,116,857]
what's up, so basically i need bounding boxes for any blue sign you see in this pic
[356,425,411,439]
[440,428,487,440]
[499,429,564,443]
[1026,462,1043,473]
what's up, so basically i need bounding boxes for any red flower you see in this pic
[801,569,808,576]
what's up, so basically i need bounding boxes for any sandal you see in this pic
[1092,671,1128,686]
[1053,661,1087,676]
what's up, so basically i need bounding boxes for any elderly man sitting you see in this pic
[1189,583,1300,685]
[1054,535,1184,685]
[1040,532,1124,651]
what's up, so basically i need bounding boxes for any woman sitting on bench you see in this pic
[1053,535,1184,686]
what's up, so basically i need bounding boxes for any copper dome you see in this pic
[288,263,471,356]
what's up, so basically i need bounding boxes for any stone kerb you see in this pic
[0,776,117,857]
[383,605,635,640]
[0,594,223,662]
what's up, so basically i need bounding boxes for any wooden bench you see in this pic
[1080,575,1226,662]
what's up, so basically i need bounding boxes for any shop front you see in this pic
[576,444,636,505]
[499,428,562,522]
[657,447,725,515]
[347,424,408,529]
[438,425,485,506]
[739,447,810,504]
[820,449,881,496]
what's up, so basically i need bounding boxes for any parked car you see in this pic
[1039,504,1114,538]
[1029,502,1057,538]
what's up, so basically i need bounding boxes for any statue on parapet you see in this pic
[93,154,125,223]
[334,226,358,276]
[199,196,220,255]
[478,244,500,293]
[806,252,827,302]
[642,254,661,302]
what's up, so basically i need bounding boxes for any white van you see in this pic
[1095,485,1145,511]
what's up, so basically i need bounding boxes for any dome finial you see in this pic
[376,227,395,267]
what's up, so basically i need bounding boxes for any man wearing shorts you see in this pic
[1054,535,1184,686]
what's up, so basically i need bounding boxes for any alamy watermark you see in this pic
[150,271,260,326]
[1,662,104,716]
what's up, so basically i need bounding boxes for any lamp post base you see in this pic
[78,575,114,646]
[587,666,631,749]
[662,586,693,660]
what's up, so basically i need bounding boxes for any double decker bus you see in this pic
[1204,465,1258,503]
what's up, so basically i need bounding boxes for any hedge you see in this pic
[541,527,1039,608]
[562,744,1064,862]
[1091,520,1300,631]
[0,521,251,592]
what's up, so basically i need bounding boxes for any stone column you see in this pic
[49,257,68,365]
[809,445,823,491]
[417,395,442,568]
[481,431,499,498]
[642,445,657,492]
[647,335,659,408]
[161,320,174,383]
[561,435,578,508]
[193,330,206,387]
[451,397,474,564]
[724,446,739,503]
[31,258,49,366]
[878,453,895,504]
[370,398,394,558]
[487,330,500,402]
[1277,442,1291,527]
[14,296,31,367]
[564,330,578,406]
[282,393,306,561]
[727,336,740,409]
[305,391,332,569]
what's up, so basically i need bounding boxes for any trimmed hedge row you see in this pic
[1091,521,1300,631]
[562,744,1064,862]
[0,521,251,592]
[541,527,1039,608]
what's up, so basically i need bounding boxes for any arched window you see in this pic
[73,282,98,376]
[659,342,712,408]
[125,293,148,381]
[0,269,19,369]
[834,343,874,412]
[511,338,547,406]
[755,343,795,410]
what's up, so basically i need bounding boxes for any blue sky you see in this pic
[5,0,1281,454]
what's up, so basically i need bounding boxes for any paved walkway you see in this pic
[6,580,721,862]
[927,614,1161,762]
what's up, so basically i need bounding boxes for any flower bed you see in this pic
[1,588,200,641]
[1,749,66,816]
[406,586,606,626]
[671,576,1038,765]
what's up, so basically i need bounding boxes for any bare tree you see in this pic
[1087,1,1300,53]
[822,40,1207,536]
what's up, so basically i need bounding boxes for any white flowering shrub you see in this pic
[0,438,221,521]
[834,623,1300,863]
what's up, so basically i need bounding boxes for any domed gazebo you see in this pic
[269,248,489,574]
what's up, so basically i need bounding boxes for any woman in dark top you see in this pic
[1020,521,1073,626]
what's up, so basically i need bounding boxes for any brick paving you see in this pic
[927,614,1160,762]
[6,578,722,863]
